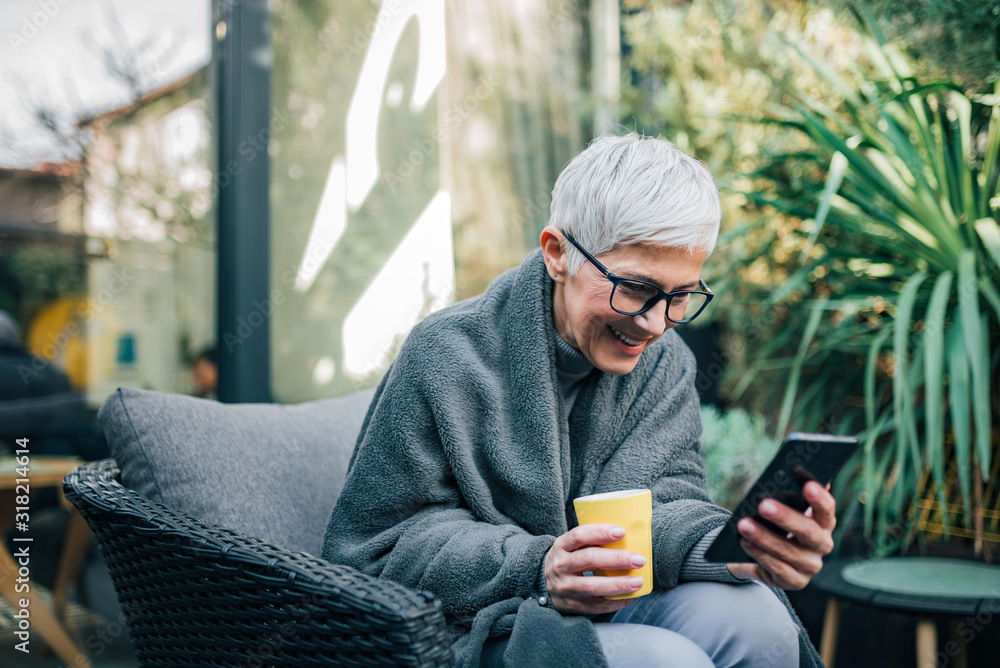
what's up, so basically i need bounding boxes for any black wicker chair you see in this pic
[63,459,457,667]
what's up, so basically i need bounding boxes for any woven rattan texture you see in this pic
[64,459,456,667]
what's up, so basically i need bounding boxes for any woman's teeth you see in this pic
[610,326,642,346]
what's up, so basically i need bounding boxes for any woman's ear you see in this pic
[539,225,568,283]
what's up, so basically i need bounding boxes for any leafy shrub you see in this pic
[700,405,779,509]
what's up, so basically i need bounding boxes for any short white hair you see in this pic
[549,133,721,276]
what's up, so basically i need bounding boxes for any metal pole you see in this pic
[212,0,272,403]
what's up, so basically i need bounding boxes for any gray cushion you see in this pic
[97,386,375,556]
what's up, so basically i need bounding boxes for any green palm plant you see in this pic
[729,8,1000,554]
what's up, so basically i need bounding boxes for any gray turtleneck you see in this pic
[554,333,595,422]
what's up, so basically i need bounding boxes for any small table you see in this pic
[812,557,1000,668]
[0,456,92,668]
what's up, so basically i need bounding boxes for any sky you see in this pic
[0,0,211,167]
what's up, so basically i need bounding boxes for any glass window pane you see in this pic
[270,0,585,402]
[271,0,450,402]
[0,1,215,464]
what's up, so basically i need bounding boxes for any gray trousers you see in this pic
[591,580,800,667]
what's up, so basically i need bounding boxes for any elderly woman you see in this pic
[322,134,832,667]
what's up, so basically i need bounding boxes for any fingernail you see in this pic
[760,500,778,517]
[739,519,757,536]
[630,555,648,568]
[629,577,644,589]
[610,526,626,539]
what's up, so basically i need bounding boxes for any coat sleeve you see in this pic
[320,338,555,619]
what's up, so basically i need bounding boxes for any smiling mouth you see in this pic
[609,325,643,347]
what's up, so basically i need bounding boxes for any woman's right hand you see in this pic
[544,523,648,615]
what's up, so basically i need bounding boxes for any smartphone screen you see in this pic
[704,431,860,563]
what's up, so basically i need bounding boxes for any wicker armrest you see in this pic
[63,459,456,667]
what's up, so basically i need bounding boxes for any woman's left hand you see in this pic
[726,481,836,590]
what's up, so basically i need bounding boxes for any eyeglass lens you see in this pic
[611,281,708,321]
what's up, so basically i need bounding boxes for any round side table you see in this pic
[811,557,1000,668]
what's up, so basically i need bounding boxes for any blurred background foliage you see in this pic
[825,0,1000,92]
[2,245,86,321]
[700,404,779,509]
[618,0,999,555]
[620,0,877,402]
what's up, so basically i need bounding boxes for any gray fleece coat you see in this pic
[322,249,823,668]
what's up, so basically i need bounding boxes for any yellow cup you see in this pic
[572,489,653,599]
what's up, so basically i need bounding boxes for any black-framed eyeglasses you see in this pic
[562,231,714,324]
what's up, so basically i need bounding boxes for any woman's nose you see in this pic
[633,299,669,335]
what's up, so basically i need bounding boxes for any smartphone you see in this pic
[704,431,860,563]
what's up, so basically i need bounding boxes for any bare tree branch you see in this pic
[81,2,182,99]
